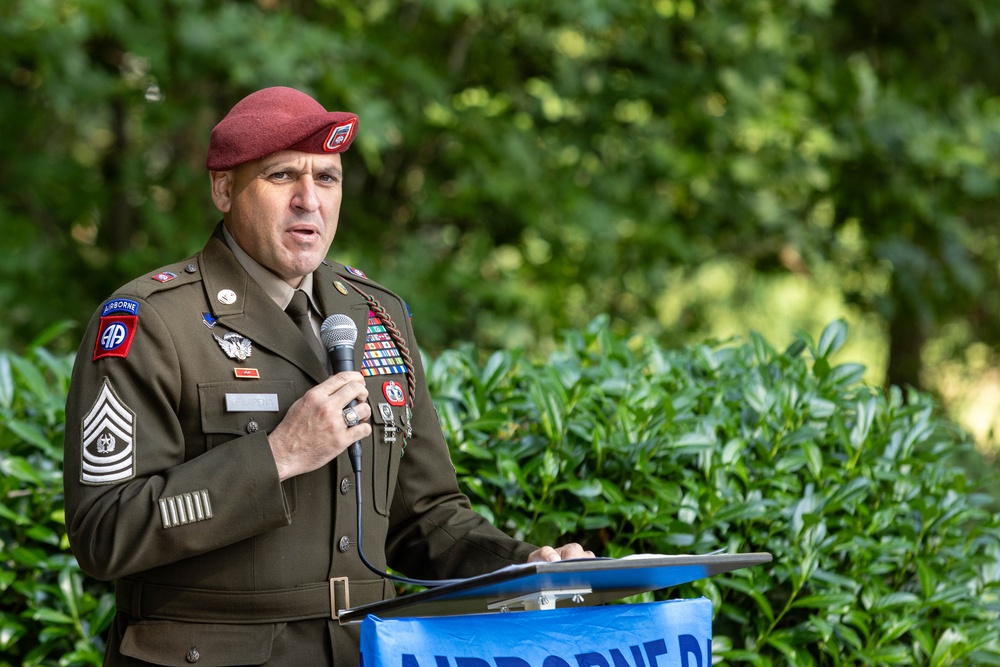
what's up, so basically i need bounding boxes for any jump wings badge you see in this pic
[214,332,253,361]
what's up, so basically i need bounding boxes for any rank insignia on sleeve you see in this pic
[80,379,136,485]
[93,301,139,361]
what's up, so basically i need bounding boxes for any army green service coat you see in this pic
[64,225,535,666]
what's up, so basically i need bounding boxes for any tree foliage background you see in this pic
[6,0,1000,449]
[4,0,1000,433]
[3,0,1000,663]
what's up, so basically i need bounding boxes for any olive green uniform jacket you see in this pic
[64,225,535,666]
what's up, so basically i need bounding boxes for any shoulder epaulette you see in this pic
[123,257,203,300]
[322,260,392,295]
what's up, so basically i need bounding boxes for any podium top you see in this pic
[337,551,771,623]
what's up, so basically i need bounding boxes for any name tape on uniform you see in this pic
[225,393,279,412]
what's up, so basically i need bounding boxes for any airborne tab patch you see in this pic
[80,379,136,485]
[101,299,139,318]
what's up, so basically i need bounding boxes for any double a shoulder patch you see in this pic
[80,379,136,485]
[93,298,140,361]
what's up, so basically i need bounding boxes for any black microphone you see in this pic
[320,312,462,590]
[320,314,362,473]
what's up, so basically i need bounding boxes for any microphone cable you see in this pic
[322,311,466,588]
[351,465,465,588]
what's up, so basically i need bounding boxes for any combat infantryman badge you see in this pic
[214,332,253,361]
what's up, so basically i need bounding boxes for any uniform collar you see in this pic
[201,223,328,382]
[221,223,318,313]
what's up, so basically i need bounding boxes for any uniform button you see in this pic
[340,477,351,495]
[339,535,351,552]
[185,264,198,274]
[247,420,259,433]
[186,647,200,663]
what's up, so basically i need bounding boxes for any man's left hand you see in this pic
[527,543,595,562]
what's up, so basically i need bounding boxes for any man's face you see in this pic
[210,150,344,288]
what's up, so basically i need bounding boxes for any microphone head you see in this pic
[320,314,358,351]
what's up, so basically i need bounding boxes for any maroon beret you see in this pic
[206,86,358,171]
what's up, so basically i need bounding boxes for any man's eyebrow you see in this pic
[256,161,342,178]
[258,160,295,174]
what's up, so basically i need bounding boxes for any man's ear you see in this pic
[209,170,234,213]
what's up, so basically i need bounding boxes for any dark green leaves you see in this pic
[435,318,1000,665]
[0,346,113,666]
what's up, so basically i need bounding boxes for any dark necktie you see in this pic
[285,290,326,363]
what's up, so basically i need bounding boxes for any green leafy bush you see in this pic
[437,317,1000,665]
[1,319,998,665]
[0,324,113,667]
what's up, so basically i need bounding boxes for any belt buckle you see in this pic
[329,576,350,620]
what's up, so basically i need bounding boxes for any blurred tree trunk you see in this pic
[885,295,926,391]
[99,97,132,254]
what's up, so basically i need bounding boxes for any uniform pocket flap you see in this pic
[120,620,274,666]
[198,380,295,436]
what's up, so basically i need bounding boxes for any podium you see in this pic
[339,552,771,621]
[343,552,772,667]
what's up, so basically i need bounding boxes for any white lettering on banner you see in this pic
[360,598,713,667]
[102,299,139,316]
[395,635,711,667]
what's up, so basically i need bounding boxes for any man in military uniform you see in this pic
[64,86,592,666]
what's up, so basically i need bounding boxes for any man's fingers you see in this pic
[527,543,595,563]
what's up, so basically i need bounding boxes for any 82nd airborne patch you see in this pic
[93,298,139,361]
[80,379,136,485]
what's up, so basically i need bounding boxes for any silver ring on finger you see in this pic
[343,406,360,428]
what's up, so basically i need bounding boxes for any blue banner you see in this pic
[360,598,712,667]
